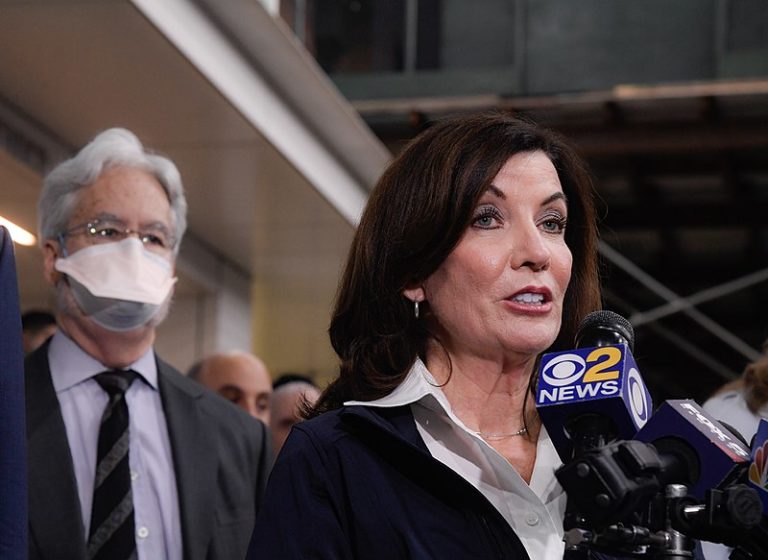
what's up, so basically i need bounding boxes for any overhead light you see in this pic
[0,216,37,246]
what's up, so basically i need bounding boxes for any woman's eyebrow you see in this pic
[486,185,506,199]
[542,191,568,206]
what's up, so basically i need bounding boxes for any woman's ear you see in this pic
[402,285,425,303]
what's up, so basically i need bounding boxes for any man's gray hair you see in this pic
[37,128,188,255]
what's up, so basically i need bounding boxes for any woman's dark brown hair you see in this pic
[311,112,601,416]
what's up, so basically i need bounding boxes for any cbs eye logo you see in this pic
[626,367,650,427]
[541,347,622,387]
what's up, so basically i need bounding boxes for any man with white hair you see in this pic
[25,128,271,560]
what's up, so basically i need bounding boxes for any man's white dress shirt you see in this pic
[49,331,182,560]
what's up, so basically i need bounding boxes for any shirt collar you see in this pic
[49,330,159,393]
[345,358,474,429]
[344,357,444,408]
[344,358,562,471]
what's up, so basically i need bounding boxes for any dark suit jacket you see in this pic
[0,227,27,560]
[26,342,272,560]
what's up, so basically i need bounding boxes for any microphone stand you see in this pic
[656,485,696,560]
[558,441,763,559]
[562,414,617,560]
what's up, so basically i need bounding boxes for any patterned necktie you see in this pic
[87,370,138,560]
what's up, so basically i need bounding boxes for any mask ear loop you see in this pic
[57,233,70,258]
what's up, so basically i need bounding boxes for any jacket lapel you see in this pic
[157,359,218,560]
[340,404,430,453]
[25,344,86,559]
[340,404,530,558]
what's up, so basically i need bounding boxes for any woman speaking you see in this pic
[248,112,601,559]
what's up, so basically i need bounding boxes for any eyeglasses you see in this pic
[60,218,175,253]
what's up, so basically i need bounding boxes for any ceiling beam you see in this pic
[0,94,72,175]
[352,79,768,117]
[131,0,382,226]
[563,121,768,156]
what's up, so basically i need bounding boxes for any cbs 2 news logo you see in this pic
[538,346,649,426]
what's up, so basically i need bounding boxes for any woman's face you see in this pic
[415,150,573,362]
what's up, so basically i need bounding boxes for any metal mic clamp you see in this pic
[656,484,695,559]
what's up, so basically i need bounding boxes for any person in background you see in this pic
[270,373,320,455]
[247,112,604,559]
[699,340,768,560]
[21,310,57,354]
[272,372,316,391]
[26,128,270,560]
[188,351,273,424]
[704,339,768,444]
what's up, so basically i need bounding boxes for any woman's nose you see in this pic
[510,225,551,271]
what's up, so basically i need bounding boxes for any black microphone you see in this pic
[643,409,764,554]
[634,400,752,500]
[556,401,759,531]
[536,310,653,462]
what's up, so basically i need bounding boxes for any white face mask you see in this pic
[54,238,177,331]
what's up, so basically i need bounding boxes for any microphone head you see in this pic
[576,310,635,352]
[635,400,751,499]
[536,311,652,462]
[748,418,768,515]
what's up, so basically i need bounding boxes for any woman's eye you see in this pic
[476,215,494,227]
[540,214,567,233]
[472,207,502,229]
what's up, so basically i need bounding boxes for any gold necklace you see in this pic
[475,426,528,440]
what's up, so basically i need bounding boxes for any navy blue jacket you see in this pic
[247,404,531,559]
[246,404,706,559]
[248,405,652,559]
